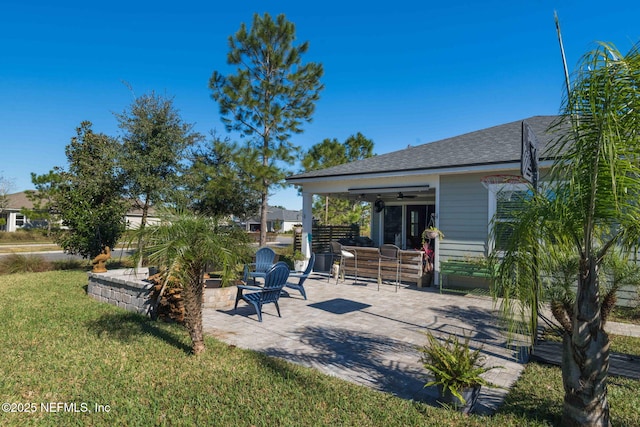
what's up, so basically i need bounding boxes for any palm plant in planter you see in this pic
[419,332,500,413]
[131,211,251,354]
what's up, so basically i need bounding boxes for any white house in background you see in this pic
[0,192,35,232]
[243,206,303,232]
[124,204,161,229]
[0,191,160,232]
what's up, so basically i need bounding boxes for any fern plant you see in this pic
[419,332,500,405]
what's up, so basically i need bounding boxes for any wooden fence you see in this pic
[293,224,360,254]
[247,232,278,243]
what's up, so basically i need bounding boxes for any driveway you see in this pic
[202,274,527,414]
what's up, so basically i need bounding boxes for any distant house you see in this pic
[0,192,38,232]
[124,203,160,229]
[286,116,561,281]
[244,206,303,232]
[0,191,160,232]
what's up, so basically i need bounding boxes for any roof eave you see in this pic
[287,158,556,185]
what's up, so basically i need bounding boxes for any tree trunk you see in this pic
[181,266,206,355]
[561,256,611,427]
[259,132,269,247]
[140,197,149,229]
[136,197,150,269]
[259,190,268,247]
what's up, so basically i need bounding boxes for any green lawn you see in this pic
[0,245,60,254]
[611,305,640,325]
[1,271,638,426]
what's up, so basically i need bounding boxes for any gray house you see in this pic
[286,115,558,282]
[244,206,303,232]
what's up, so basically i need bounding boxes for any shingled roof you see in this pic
[246,207,302,223]
[288,115,562,181]
[3,192,36,211]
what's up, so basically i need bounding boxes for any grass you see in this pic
[0,229,54,244]
[1,271,639,426]
[0,253,53,274]
[499,359,640,427]
[0,254,134,275]
[611,305,640,325]
[0,245,60,254]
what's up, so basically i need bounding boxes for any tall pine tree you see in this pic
[210,13,323,245]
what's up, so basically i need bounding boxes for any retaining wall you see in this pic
[87,269,240,316]
[203,284,238,310]
[87,268,154,315]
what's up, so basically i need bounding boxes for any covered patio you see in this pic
[287,116,561,288]
[202,273,527,414]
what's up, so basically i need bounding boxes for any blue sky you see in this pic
[2,1,639,209]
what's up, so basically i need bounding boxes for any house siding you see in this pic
[617,284,639,308]
[439,173,489,261]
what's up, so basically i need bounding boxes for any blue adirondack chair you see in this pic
[285,252,315,300]
[244,247,277,284]
[235,262,290,322]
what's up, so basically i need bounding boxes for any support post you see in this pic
[302,192,313,258]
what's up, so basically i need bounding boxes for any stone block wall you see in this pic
[87,268,155,315]
[203,285,238,310]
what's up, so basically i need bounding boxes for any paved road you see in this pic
[1,233,294,262]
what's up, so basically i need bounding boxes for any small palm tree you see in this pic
[132,211,251,354]
[493,41,640,426]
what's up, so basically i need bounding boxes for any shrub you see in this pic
[51,259,87,271]
[0,229,51,243]
[0,253,52,274]
[419,332,500,406]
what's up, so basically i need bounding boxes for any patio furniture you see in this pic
[329,241,357,284]
[340,245,399,291]
[285,252,315,300]
[235,261,290,322]
[397,249,427,286]
[340,246,425,288]
[244,246,277,284]
[378,244,401,292]
[439,259,495,294]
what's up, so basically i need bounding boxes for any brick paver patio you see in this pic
[203,274,529,414]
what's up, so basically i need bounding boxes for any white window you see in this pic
[488,184,531,253]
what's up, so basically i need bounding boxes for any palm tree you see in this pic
[493,41,640,427]
[132,211,251,354]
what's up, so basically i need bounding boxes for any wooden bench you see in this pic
[439,259,495,294]
[340,246,425,289]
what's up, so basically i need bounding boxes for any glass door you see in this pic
[383,205,403,246]
[382,204,435,249]
[405,205,427,249]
